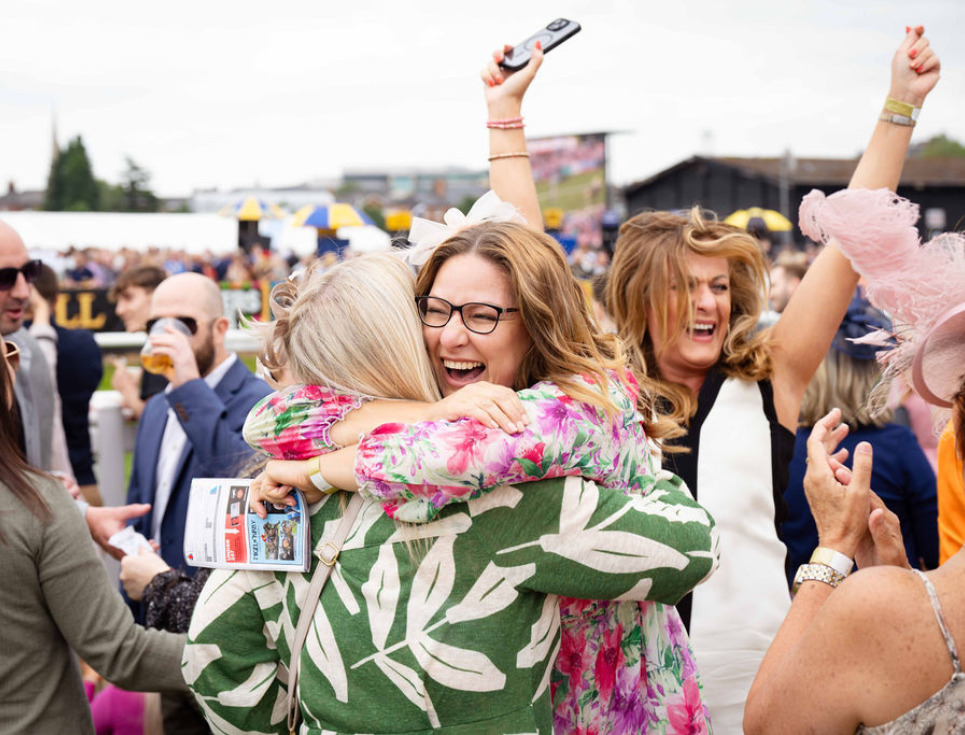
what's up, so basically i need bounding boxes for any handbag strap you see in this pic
[286,492,365,735]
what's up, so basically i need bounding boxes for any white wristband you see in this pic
[308,456,336,495]
[810,546,854,577]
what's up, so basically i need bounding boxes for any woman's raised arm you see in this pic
[483,43,545,231]
[769,27,941,429]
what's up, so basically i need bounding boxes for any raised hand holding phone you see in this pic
[498,18,580,71]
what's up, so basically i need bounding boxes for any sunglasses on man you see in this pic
[145,316,199,336]
[0,260,42,291]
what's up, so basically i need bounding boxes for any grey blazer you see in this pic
[0,474,187,734]
[7,327,55,470]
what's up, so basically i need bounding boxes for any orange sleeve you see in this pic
[937,420,965,565]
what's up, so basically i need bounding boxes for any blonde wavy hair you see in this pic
[415,221,644,426]
[249,253,440,404]
[799,350,892,428]
[607,207,772,430]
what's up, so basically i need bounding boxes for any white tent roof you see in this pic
[0,211,238,253]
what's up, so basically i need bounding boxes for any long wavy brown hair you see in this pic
[0,340,52,543]
[607,207,772,429]
[415,221,659,430]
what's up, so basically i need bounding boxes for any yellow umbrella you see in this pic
[219,196,287,222]
[292,203,375,230]
[724,207,793,232]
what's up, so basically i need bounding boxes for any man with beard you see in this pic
[0,222,70,475]
[124,272,271,592]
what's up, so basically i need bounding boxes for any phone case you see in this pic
[499,18,581,72]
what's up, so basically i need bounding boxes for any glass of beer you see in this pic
[140,317,192,375]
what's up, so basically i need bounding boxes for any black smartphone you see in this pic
[498,18,581,71]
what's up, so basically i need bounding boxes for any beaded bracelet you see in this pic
[488,152,530,161]
[487,116,524,129]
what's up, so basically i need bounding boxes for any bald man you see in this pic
[0,221,70,473]
[123,273,271,601]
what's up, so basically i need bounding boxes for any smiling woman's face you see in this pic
[648,252,731,391]
[423,253,531,396]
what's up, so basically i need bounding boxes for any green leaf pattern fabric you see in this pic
[185,474,717,734]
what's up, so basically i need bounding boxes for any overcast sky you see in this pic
[1,0,962,198]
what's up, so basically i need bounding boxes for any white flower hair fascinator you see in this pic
[404,190,526,267]
[800,187,965,407]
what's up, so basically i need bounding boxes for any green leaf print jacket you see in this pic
[184,472,718,734]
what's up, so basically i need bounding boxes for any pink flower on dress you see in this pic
[665,675,709,734]
[557,624,593,698]
[441,420,490,475]
[594,623,625,704]
[519,441,546,468]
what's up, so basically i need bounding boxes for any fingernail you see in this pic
[856,442,872,455]
[535,40,542,50]
[909,48,918,58]
[905,26,910,33]
[487,80,494,87]
[915,64,924,72]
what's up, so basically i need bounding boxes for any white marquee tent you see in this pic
[0,211,239,254]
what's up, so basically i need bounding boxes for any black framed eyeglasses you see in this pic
[415,296,519,335]
[145,316,199,336]
[3,340,21,372]
[0,260,42,291]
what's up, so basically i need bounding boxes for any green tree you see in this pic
[97,180,127,211]
[362,203,386,230]
[44,135,100,211]
[335,180,361,198]
[118,157,160,212]
[919,134,965,158]
[457,195,477,215]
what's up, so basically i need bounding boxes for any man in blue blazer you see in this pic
[125,272,271,590]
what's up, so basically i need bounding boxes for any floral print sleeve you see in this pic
[356,372,659,523]
[242,383,372,460]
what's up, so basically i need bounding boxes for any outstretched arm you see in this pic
[244,382,526,460]
[250,375,657,525]
[355,375,656,523]
[483,43,545,231]
[769,27,940,430]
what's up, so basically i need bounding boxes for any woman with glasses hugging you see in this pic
[203,43,717,735]
[183,236,718,733]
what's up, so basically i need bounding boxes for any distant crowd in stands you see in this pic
[48,244,317,290]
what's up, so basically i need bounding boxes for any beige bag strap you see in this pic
[286,492,365,735]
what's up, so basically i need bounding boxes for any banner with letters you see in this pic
[58,281,275,332]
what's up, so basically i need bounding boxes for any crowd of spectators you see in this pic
[49,244,311,291]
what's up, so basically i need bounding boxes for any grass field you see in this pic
[536,170,606,213]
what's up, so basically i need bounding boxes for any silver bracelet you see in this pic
[879,112,916,128]
[792,563,846,595]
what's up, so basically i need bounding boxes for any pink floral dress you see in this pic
[243,374,713,734]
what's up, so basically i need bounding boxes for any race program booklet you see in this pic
[183,478,310,572]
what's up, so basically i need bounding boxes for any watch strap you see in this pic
[792,563,846,595]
